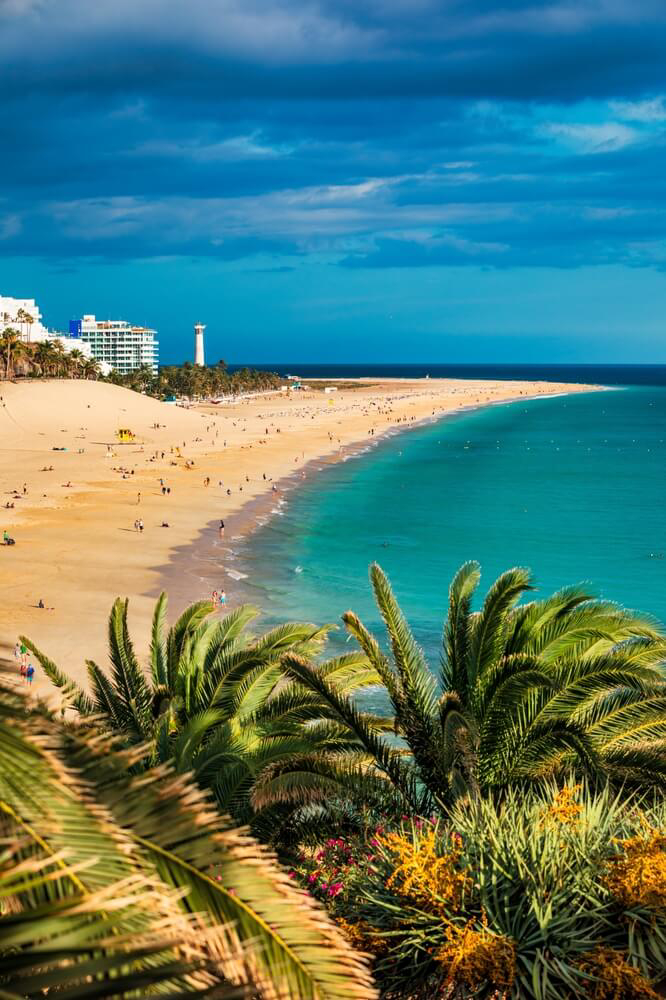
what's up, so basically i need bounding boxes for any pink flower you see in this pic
[308,874,317,883]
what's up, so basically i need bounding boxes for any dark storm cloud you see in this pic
[1,0,666,267]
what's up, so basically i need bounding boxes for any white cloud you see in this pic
[133,133,291,162]
[0,0,383,63]
[44,182,514,248]
[0,213,21,239]
[583,206,634,220]
[543,122,640,153]
[610,96,666,122]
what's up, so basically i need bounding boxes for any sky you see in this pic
[1,0,666,364]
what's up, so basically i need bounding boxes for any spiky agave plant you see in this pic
[0,680,377,1000]
[272,561,666,813]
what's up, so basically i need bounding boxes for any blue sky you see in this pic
[2,0,666,363]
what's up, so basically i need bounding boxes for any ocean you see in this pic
[232,366,666,660]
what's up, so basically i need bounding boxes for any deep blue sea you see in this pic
[233,366,666,658]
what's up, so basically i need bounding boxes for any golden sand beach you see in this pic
[0,376,600,695]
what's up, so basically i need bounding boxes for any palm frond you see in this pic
[108,599,153,741]
[441,560,481,698]
[282,653,419,810]
[19,635,95,715]
[150,591,170,687]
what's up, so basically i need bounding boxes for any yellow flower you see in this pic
[436,920,516,992]
[578,947,659,1000]
[382,830,472,916]
[335,917,388,956]
[604,830,666,909]
[541,784,582,827]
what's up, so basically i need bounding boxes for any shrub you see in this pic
[293,782,666,999]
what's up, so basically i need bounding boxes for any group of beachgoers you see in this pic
[14,641,35,685]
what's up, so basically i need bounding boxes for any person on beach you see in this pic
[137,492,141,504]
[219,590,226,606]
[138,519,144,533]
[212,590,219,604]
[20,661,26,682]
[26,663,35,685]
[219,519,225,536]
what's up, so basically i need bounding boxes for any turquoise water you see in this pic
[235,386,666,655]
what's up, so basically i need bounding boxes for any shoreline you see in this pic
[0,376,603,694]
[154,385,608,617]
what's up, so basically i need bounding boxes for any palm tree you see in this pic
[83,356,102,379]
[33,338,60,377]
[14,306,34,342]
[45,336,67,376]
[66,346,86,377]
[0,679,376,1000]
[22,596,378,836]
[274,562,666,814]
[1,325,24,378]
[1,837,239,1000]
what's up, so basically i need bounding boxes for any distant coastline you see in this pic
[222,362,666,386]
[156,382,607,619]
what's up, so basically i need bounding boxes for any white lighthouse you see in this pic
[194,322,205,367]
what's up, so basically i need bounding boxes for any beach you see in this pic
[0,376,600,695]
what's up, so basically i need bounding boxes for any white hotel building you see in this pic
[0,294,51,342]
[0,292,102,367]
[70,315,159,375]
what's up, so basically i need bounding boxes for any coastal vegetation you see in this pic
[0,680,374,1000]
[17,561,666,997]
[0,332,283,398]
[292,782,666,999]
[0,336,102,380]
[23,595,368,839]
[109,360,284,399]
